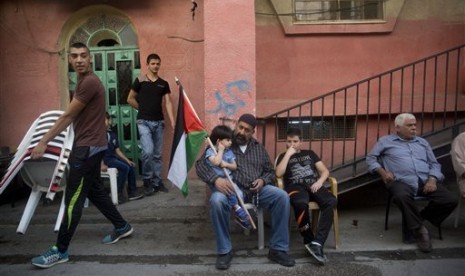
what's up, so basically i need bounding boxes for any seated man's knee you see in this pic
[210,192,228,208]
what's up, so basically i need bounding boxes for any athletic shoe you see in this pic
[234,207,252,230]
[305,242,327,264]
[31,246,69,268]
[143,179,155,196]
[102,223,134,244]
[128,192,144,201]
[157,182,169,193]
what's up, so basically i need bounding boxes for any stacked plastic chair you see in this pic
[0,110,74,234]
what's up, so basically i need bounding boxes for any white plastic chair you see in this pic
[84,168,119,207]
[0,111,73,234]
[242,203,265,250]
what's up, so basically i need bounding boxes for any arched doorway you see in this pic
[67,12,142,172]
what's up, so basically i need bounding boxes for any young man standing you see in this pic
[31,42,133,268]
[275,128,337,265]
[127,53,175,195]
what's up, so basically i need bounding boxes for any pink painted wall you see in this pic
[0,0,464,176]
[203,0,256,132]
[255,0,465,117]
[0,0,205,153]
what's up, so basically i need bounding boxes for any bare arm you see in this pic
[127,89,139,110]
[115,148,135,166]
[163,93,175,129]
[310,160,330,193]
[31,99,85,159]
[275,147,297,177]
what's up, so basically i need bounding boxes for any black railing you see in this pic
[261,44,465,180]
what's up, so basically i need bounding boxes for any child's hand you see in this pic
[286,146,297,156]
[217,143,225,152]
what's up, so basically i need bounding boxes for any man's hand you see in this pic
[30,141,47,160]
[249,178,264,193]
[214,177,234,196]
[379,169,395,184]
[423,178,438,194]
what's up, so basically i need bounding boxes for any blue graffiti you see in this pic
[207,79,251,116]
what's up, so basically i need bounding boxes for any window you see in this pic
[294,0,384,23]
[277,116,355,140]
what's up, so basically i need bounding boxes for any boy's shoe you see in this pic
[31,246,69,268]
[128,192,144,201]
[118,193,127,204]
[305,242,327,265]
[102,223,134,244]
[234,207,252,230]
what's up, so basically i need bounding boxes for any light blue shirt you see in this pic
[366,134,444,194]
[205,147,236,179]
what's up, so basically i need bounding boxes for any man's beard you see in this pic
[234,133,248,145]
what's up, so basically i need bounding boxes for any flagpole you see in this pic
[205,137,257,230]
[174,77,256,229]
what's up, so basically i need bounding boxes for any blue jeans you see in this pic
[209,184,290,254]
[104,157,137,195]
[137,119,164,186]
[210,181,241,208]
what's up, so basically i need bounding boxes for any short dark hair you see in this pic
[69,42,89,53]
[210,125,233,144]
[286,127,302,140]
[146,53,161,64]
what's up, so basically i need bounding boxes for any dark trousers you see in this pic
[285,184,337,246]
[56,146,127,253]
[388,181,458,231]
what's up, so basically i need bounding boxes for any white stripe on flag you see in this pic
[167,133,187,190]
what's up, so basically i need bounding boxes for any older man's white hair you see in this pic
[394,113,416,127]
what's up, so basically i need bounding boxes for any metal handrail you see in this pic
[261,44,465,179]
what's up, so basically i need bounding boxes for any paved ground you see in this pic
[0,180,464,276]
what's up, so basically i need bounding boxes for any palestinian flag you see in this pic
[168,79,208,196]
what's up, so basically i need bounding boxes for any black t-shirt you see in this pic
[277,150,321,187]
[131,75,171,121]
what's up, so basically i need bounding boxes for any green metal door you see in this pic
[68,47,142,173]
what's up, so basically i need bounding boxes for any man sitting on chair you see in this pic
[366,113,458,253]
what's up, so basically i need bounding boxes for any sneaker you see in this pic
[102,223,134,244]
[157,182,169,193]
[128,192,144,201]
[31,246,69,268]
[143,179,155,196]
[305,242,327,264]
[234,207,252,230]
[267,249,295,267]
[118,193,127,204]
[215,251,233,270]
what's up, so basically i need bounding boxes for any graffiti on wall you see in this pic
[207,79,252,116]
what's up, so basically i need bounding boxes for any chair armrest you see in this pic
[328,176,338,198]
[276,176,285,189]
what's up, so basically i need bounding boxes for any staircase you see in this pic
[260,44,465,194]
